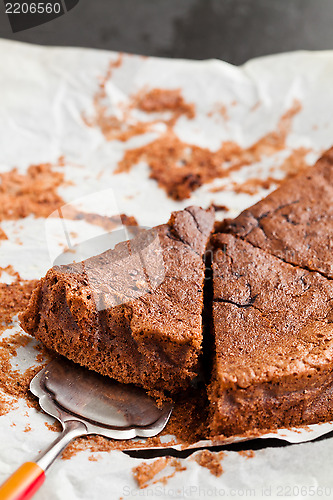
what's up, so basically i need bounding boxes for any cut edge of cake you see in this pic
[20,206,215,394]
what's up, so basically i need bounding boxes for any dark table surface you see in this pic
[0,0,333,65]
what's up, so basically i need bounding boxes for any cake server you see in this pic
[0,358,173,500]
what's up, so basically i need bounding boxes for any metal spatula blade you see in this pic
[0,358,173,500]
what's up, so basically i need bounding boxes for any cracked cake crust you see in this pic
[208,233,333,436]
[20,206,214,393]
[224,147,333,278]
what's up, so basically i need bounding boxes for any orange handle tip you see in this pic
[0,462,45,500]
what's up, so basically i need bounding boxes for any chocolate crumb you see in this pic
[117,100,303,201]
[58,207,139,232]
[0,161,66,221]
[45,421,62,433]
[228,147,311,195]
[132,88,195,126]
[238,450,255,459]
[0,267,49,414]
[210,203,229,212]
[132,457,186,489]
[82,55,152,142]
[0,267,38,333]
[83,62,195,142]
[61,387,208,459]
[195,450,225,477]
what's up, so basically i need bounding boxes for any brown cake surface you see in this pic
[20,206,214,393]
[225,147,333,278]
[208,233,333,436]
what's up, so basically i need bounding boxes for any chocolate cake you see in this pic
[20,206,214,393]
[224,147,333,278]
[208,233,333,436]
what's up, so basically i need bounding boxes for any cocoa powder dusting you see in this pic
[117,100,304,200]
[195,450,225,477]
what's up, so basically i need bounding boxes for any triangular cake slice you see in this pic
[224,147,333,278]
[208,233,333,437]
[20,206,214,393]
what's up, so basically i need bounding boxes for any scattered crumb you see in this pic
[0,266,38,332]
[45,421,62,432]
[209,203,229,212]
[0,160,66,221]
[83,60,195,143]
[0,266,51,414]
[238,450,255,459]
[195,450,225,477]
[82,55,151,142]
[218,104,229,121]
[251,101,261,112]
[227,146,311,195]
[24,424,31,432]
[57,206,138,232]
[133,457,169,487]
[84,61,304,201]
[229,176,279,195]
[280,147,311,179]
[88,454,102,462]
[0,332,31,357]
[117,100,303,200]
[132,457,186,489]
[0,228,8,240]
[132,87,195,126]
[61,387,208,459]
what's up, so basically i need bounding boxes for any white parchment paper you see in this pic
[1,39,333,499]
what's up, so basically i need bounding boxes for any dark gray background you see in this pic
[0,0,333,65]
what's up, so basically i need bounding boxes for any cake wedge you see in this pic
[208,233,333,437]
[225,147,333,278]
[20,206,214,393]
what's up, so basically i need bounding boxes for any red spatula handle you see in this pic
[0,462,45,500]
